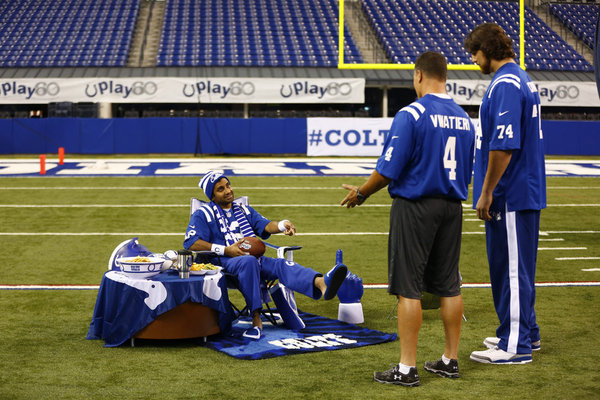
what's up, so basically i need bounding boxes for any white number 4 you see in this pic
[497,124,513,139]
[384,146,394,161]
[443,136,457,181]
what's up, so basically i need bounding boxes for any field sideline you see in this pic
[0,157,599,399]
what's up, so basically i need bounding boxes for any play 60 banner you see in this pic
[306,118,394,156]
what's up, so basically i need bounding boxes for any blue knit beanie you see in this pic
[198,171,229,200]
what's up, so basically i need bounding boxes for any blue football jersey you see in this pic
[376,93,475,200]
[184,203,271,249]
[473,63,547,211]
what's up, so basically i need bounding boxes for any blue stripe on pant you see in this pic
[220,255,321,312]
[486,208,541,354]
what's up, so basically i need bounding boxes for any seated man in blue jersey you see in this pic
[183,171,347,340]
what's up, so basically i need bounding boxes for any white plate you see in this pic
[190,266,222,275]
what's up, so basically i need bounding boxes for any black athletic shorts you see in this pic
[388,196,463,299]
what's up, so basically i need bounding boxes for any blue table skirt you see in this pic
[86,270,234,347]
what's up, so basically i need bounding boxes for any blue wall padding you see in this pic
[0,117,597,155]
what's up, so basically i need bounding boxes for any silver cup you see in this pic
[177,249,193,279]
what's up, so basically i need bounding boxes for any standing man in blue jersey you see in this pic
[465,23,546,364]
[341,52,475,387]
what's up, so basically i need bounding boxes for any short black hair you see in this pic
[464,23,516,60]
[414,51,447,81]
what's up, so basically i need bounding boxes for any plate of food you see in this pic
[190,262,222,275]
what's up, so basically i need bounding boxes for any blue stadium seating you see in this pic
[156,0,363,67]
[549,3,599,49]
[0,0,138,67]
[0,0,593,71]
[362,0,593,71]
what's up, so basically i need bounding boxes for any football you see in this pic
[237,236,266,257]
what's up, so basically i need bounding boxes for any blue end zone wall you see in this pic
[0,118,597,155]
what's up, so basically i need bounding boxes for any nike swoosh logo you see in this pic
[189,225,195,228]
[391,136,399,139]
[498,111,509,116]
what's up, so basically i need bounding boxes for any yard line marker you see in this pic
[3,281,600,291]
[544,231,600,234]
[0,285,99,290]
[539,238,564,241]
[582,269,600,272]
[547,204,600,207]
[2,185,599,190]
[2,231,597,236]
[538,247,587,250]
[1,203,599,208]
[547,186,600,189]
[0,186,346,190]
[454,282,600,288]
[0,204,392,208]
[556,257,600,260]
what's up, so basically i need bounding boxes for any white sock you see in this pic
[441,354,451,365]
[398,362,413,374]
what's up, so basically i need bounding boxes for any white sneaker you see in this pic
[484,337,541,351]
[470,347,532,364]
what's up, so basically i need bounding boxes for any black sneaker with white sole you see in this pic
[373,364,420,387]
[424,358,460,379]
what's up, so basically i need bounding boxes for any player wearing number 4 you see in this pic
[341,52,475,387]
[465,23,546,365]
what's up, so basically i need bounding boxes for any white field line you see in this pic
[539,238,564,241]
[1,186,600,190]
[0,204,399,208]
[2,231,599,236]
[1,203,599,208]
[0,187,348,190]
[3,281,600,290]
[538,247,587,250]
[556,257,600,260]
[582,269,600,272]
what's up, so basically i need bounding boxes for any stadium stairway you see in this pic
[344,0,390,63]
[532,1,594,65]
[127,0,165,67]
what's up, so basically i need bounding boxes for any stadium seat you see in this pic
[0,0,138,67]
[361,0,593,71]
[156,0,363,67]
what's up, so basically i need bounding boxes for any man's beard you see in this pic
[478,59,491,75]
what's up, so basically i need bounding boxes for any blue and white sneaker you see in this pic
[470,347,532,364]
[484,337,541,352]
[323,263,348,300]
[242,326,262,340]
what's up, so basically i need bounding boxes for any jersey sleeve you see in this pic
[183,208,218,249]
[246,205,272,240]
[487,80,523,151]
[375,109,416,180]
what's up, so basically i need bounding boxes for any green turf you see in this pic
[0,171,599,399]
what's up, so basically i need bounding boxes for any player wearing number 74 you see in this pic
[340,52,475,386]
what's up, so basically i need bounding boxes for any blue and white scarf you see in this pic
[210,201,256,246]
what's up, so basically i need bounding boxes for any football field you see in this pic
[0,157,599,399]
